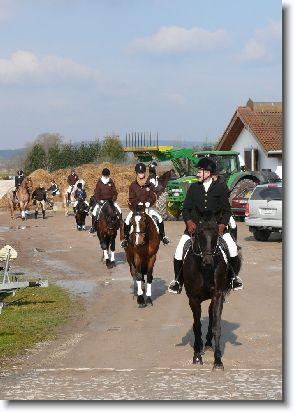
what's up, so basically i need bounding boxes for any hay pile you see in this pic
[0,162,137,209]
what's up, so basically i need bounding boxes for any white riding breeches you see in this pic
[93,201,122,217]
[66,185,73,194]
[125,208,162,225]
[229,215,237,229]
[174,232,238,261]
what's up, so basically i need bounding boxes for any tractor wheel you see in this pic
[229,178,257,204]
[156,191,181,221]
[253,228,271,241]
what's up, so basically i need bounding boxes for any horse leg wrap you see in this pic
[110,251,115,262]
[146,283,152,297]
[136,280,143,295]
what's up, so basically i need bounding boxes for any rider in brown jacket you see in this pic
[89,168,122,233]
[120,162,169,248]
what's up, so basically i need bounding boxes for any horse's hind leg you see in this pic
[204,301,214,352]
[212,292,225,371]
[145,255,156,306]
[189,297,203,365]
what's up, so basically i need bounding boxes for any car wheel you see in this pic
[253,229,271,241]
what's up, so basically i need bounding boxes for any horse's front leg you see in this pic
[134,254,146,308]
[108,236,116,268]
[145,255,156,306]
[205,301,214,352]
[19,202,26,220]
[189,297,203,365]
[212,291,225,371]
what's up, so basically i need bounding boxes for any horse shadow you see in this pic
[176,317,241,354]
[114,251,126,265]
[244,234,282,243]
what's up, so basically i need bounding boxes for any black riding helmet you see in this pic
[197,157,216,174]
[102,168,110,176]
[17,170,24,175]
[135,162,146,174]
[77,182,83,189]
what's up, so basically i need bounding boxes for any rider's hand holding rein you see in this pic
[218,223,226,236]
[186,219,196,235]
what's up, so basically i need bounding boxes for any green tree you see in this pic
[24,144,47,174]
[98,136,125,163]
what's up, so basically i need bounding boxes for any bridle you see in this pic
[131,212,149,246]
[191,224,221,259]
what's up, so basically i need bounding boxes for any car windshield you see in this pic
[251,186,283,201]
[216,156,239,175]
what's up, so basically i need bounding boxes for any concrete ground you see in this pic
[0,209,282,400]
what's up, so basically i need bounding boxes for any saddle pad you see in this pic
[182,237,230,264]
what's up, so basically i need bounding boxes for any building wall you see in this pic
[231,128,282,177]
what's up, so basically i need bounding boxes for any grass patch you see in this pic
[0,284,81,362]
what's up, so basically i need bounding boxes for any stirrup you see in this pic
[168,280,182,294]
[231,276,243,291]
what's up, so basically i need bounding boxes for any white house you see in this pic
[216,99,283,178]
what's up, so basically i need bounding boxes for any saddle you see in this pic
[182,236,230,263]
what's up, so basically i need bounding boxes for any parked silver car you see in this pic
[245,182,282,241]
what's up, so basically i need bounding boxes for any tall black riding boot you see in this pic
[230,226,237,242]
[34,211,38,219]
[158,221,170,245]
[168,258,183,294]
[120,223,130,248]
[230,255,243,290]
[89,215,97,233]
[42,210,46,219]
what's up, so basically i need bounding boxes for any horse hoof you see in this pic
[204,345,213,352]
[106,259,112,268]
[212,363,224,371]
[110,261,116,268]
[137,295,146,308]
[193,355,203,365]
[146,297,153,306]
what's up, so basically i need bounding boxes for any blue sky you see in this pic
[0,0,282,149]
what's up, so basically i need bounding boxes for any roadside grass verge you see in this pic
[0,284,81,362]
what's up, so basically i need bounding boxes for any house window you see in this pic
[244,149,251,170]
[244,148,259,171]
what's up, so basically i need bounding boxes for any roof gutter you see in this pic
[268,150,282,156]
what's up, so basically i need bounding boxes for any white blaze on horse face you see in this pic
[146,283,152,297]
[103,250,109,260]
[136,281,143,295]
[110,251,115,262]
[135,215,141,245]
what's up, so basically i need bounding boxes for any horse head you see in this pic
[195,211,219,267]
[131,206,150,246]
[156,169,176,196]
[76,198,88,214]
[23,176,33,193]
[101,200,120,232]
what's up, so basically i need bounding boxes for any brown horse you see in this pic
[125,205,160,307]
[155,169,176,197]
[96,200,122,269]
[62,179,85,216]
[7,176,33,220]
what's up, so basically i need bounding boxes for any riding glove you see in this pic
[186,219,196,235]
[218,224,226,235]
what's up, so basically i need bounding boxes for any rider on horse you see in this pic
[13,170,25,199]
[66,168,79,201]
[147,161,159,188]
[168,157,243,294]
[32,183,47,219]
[47,179,60,197]
[73,182,89,214]
[120,162,170,248]
[89,168,122,234]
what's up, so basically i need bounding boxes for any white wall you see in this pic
[231,127,282,177]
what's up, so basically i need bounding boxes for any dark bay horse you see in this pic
[125,206,160,308]
[7,176,33,220]
[96,200,121,269]
[182,213,234,370]
[155,169,176,197]
[75,198,88,230]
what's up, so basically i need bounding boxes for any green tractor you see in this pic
[124,139,281,220]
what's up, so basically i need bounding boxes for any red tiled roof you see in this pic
[217,106,283,152]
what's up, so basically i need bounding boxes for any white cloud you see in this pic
[0,50,99,84]
[238,19,282,61]
[128,26,231,55]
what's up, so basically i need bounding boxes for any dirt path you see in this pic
[0,209,282,400]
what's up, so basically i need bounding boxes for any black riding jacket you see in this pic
[182,180,232,231]
[15,175,24,188]
[32,187,47,202]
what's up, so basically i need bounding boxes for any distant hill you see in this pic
[0,148,25,159]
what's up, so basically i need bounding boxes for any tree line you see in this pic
[24,133,126,174]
